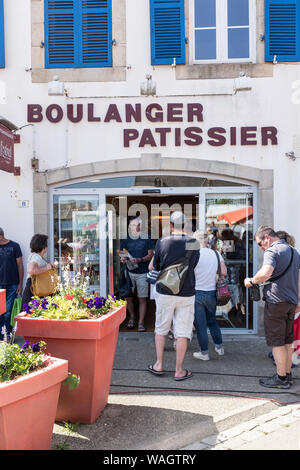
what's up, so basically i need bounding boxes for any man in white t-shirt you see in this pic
[193,230,227,360]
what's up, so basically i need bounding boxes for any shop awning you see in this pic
[217,207,253,226]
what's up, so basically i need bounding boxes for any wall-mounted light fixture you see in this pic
[233,72,252,93]
[48,75,65,96]
[140,74,156,96]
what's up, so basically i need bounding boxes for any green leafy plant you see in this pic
[54,421,80,451]
[0,340,49,383]
[22,265,126,321]
[63,373,81,390]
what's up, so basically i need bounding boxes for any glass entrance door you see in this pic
[53,194,100,293]
[204,191,255,330]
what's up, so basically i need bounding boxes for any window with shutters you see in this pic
[0,0,5,68]
[189,0,256,64]
[44,0,112,68]
[265,0,300,62]
[150,0,185,65]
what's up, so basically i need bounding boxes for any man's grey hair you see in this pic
[255,225,277,239]
[0,227,4,237]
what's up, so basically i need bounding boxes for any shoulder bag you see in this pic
[156,247,196,295]
[214,250,231,306]
[31,268,59,298]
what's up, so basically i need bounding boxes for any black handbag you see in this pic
[119,264,133,298]
[249,284,261,302]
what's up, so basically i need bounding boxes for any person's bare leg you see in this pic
[175,337,189,379]
[138,297,147,327]
[285,343,294,373]
[152,334,166,372]
[272,345,288,376]
[126,297,135,324]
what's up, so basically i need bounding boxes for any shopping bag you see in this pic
[119,264,133,298]
[294,312,300,356]
[10,295,22,327]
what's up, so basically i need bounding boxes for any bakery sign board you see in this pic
[27,102,279,149]
[0,123,14,173]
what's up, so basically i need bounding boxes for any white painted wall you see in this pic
[0,0,300,254]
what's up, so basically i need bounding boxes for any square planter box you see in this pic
[16,305,126,424]
[0,357,68,450]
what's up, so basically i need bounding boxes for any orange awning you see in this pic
[217,207,253,226]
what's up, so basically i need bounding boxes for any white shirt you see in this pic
[27,253,47,279]
[194,247,224,291]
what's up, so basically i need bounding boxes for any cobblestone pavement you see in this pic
[181,404,300,450]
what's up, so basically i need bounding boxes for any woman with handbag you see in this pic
[193,230,228,361]
[22,234,53,306]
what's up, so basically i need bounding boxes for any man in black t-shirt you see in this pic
[0,227,24,339]
[148,212,200,381]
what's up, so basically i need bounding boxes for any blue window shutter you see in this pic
[265,0,300,62]
[150,0,185,65]
[45,0,112,68]
[0,0,5,68]
[45,0,76,68]
[80,0,112,67]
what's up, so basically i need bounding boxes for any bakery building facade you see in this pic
[0,0,300,334]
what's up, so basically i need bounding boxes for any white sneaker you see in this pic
[215,346,224,356]
[193,351,210,361]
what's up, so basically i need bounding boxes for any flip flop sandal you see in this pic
[174,370,193,381]
[126,318,135,329]
[147,364,164,376]
[138,324,146,332]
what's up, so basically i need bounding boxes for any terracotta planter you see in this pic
[0,357,68,450]
[0,289,5,315]
[16,305,126,424]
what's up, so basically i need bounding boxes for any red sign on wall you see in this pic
[0,123,14,173]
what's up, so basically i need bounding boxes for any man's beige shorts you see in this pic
[128,272,149,298]
[155,292,195,339]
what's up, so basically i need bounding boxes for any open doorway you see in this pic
[106,193,199,332]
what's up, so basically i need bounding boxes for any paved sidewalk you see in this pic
[40,332,300,450]
[182,404,300,450]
